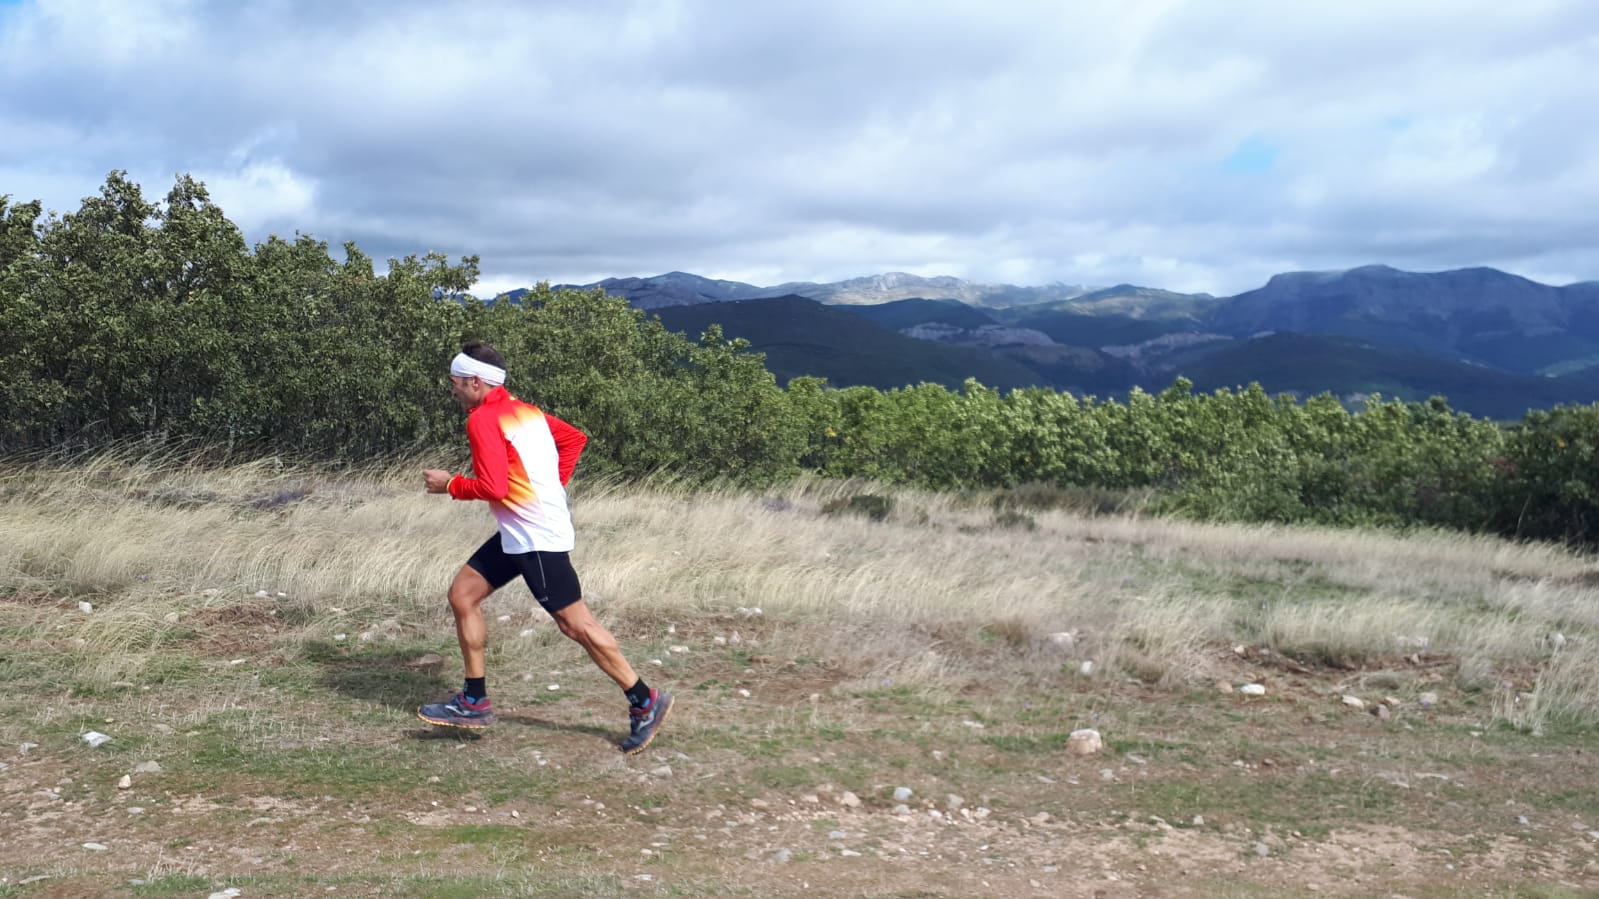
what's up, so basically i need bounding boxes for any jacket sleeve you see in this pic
[448,409,510,501]
[544,413,588,486]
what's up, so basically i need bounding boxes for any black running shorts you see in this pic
[465,534,583,615]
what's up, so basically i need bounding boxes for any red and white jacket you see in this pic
[447,386,587,553]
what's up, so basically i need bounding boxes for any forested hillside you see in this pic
[6,173,1599,543]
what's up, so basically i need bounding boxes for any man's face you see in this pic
[449,375,485,411]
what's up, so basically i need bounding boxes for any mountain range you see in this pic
[505,266,1599,419]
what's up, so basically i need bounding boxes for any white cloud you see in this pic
[1,0,1597,296]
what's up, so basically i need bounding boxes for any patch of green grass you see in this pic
[980,732,1072,753]
[437,824,530,847]
[756,764,821,789]
[1118,770,1401,830]
[129,874,215,895]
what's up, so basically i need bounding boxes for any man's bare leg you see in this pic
[550,600,639,688]
[417,565,499,728]
[448,565,495,678]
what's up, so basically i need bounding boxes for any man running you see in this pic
[418,342,673,754]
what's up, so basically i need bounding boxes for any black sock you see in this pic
[625,678,652,709]
[465,677,488,702]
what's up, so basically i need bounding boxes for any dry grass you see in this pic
[2,452,1597,727]
[7,453,1599,896]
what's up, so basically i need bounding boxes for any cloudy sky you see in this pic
[3,0,1596,297]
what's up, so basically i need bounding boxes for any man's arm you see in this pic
[545,413,588,486]
[446,411,510,501]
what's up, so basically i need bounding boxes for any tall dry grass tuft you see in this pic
[3,452,1597,726]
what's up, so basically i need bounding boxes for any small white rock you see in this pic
[520,628,535,638]
[78,601,94,614]
[254,589,271,598]
[670,645,689,654]
[838,791,862,808]
[713,636,727,645]
[1066,729,1104,756]
[1419,692,1439,706]
[333,633,346,641]
[1239,683,1266,696]
[893,787,913,802]
[116,775,131,789]
[1341,695,1366,709]
[1548,632,1567,649]
[738,689,751,698]
[650,659,663,666]
[546,684,560,691]
[82,842,108,851]
[1079,660,1094,675]
[81,731,111,748]
[1047,632,1075,650]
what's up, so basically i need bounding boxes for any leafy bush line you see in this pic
[3,174,1596,543]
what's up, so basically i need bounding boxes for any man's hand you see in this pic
[423,469,455,494]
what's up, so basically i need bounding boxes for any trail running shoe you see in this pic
[417,692,496,729]
[620,688,674,755]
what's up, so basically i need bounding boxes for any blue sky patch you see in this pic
[1223,136,1280,174]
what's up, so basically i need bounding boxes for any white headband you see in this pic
[450,352,506,386]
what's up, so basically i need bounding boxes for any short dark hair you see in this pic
[461,342,505,370]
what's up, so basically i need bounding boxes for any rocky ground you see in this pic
[3,608,1598,898]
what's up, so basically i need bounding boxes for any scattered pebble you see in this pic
[738,689,751,698]
[1239,684,1266,696]
[82,843,108,852]
[670,645,689,654]
[1419,692,1439,707]
[78,601,94,614]
[81,731,111,748]
[116,775,131,789]
[1341,695,1365,709]
[1078,660,1094,675]
[650,659,663,666]
[546,684,560,691]
[893,787,913,802]
[838,791,862,808]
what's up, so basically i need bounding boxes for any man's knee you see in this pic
[554,604,602,643]
[448,585,486,617]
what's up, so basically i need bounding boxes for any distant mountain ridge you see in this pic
[502,264,1599,418]
[555,271,1097,309]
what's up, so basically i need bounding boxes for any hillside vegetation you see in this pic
[8,173,1599,545]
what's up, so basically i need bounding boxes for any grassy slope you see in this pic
[2,457,1598,896]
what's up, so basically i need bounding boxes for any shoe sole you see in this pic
[416,710,495,730]
[622,694,675,755]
